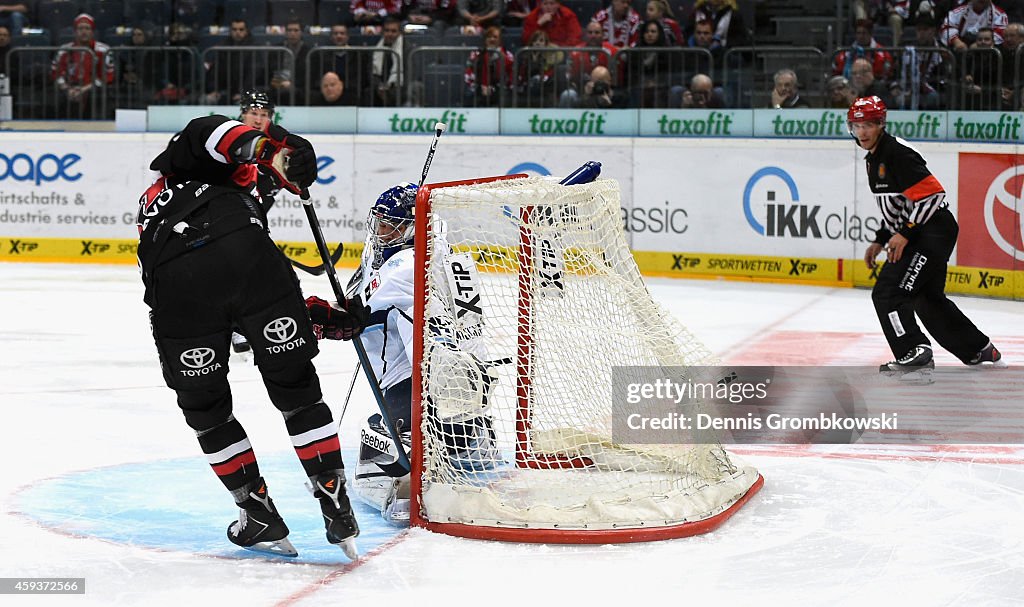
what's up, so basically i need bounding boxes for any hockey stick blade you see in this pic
[289,242,345,276]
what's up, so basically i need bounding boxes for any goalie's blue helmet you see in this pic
[368,182,417,269]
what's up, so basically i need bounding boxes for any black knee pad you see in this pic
[176,387,234,433]
[261,360,323,413]
[237,292,319,369]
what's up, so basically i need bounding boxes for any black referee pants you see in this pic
[871,208,990,364]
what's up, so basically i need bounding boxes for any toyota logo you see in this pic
[983,166,1024,261]
[180,347,215,369]
[263,317,298,344]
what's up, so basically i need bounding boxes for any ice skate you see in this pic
[227,478,297,557]
[967,342,1007,369]
[879,345,934,380]
[311,471,360,559]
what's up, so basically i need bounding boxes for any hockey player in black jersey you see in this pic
[849,96,1004,374]
[229,90,292,354]
[137,114,367,558]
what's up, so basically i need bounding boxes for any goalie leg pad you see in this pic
[354,413,411,523]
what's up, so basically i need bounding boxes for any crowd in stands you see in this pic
[2,0,1024,119]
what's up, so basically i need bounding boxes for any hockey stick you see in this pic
[289,242,345,276]
[417,122,447,189]
[302,193,412,472]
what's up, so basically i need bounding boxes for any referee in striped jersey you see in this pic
[849,96,1002,373]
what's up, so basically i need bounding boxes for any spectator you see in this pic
[312,71,360,105]
[268,69,301,106]
[593,0,641,49]
[689,18,714,49]
[579,65,628,107]
[458,0,502,33]
[626,19,672,107]
[522,0,582,47]
[851,1,909,47]
[119,26,159,108]
[517,29,566,107]
[561,21,617,106]
[571,21,616,79]
[320,24,371,105]
[154,22,197,104]
[407,0,456,30]
[962,26,1001,109]
[279,20,312,94]
[686,18,719,77]
[826,75,857,108]
[940,0,1008,50]
[834,19,894,80]
[688,0,749,48]
[0,25,11,77]
[770,68,810,108]
[503,0,536,27]
[371,16,403,106]
[679,73,726,108]
[893,13,947,109]
[1000,21,1024,109]
[645,0,683,45]
[51,13,115,119]
[0,2,27,36]
[851,56,895,106]
[465,25,515,106]
[204,19,265,105]
[352,0,404,27]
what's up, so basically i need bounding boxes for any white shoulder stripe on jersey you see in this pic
[205,119,245,164]
[205,437,252,464]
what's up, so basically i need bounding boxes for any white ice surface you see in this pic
[1,263,1022,606]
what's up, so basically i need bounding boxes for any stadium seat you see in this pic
[421,64,465,107]
[124,0,169,29]
[269,0,316,26]
[12,31,53,47]
[84,0,123,33]
[223,0,269,27]
[37,0,82,39]
[318,0,354,27]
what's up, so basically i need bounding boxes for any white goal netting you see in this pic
[414,176,760,539]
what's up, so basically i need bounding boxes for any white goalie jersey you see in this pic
[356,242,416,393]
[356,230,490,396]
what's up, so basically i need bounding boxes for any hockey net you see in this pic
[410,174,762,543]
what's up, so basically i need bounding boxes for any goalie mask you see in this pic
[368,182,417,270]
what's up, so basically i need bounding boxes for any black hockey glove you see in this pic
[305,296,370,340]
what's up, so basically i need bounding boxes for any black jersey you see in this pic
[863,131,947,243]
[136,115,270,295]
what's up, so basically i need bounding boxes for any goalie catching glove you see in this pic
[305,296,370,340]
[254,135,318,195]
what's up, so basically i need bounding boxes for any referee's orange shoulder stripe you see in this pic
[903,175,944,202]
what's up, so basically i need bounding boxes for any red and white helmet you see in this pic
[848,96,887,124]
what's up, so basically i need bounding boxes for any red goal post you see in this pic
[410,174,763,543]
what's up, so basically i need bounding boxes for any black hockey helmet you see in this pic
[240,90,274,115]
